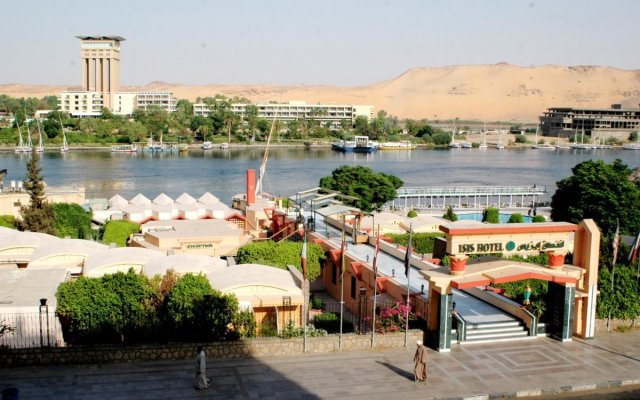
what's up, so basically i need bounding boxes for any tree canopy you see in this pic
[319,166,403,212]
[551,159,640,240]
[53,203,92,239]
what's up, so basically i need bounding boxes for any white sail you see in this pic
[59,114,68,152]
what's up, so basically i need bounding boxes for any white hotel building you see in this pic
[193,101,375,129]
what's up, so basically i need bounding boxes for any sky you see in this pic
[1,0,639,87]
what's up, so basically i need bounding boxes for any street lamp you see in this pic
[392,268,395,277]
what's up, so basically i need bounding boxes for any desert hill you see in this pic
[2,63,639,122]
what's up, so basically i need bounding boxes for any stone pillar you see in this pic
[573,219,600,340]
[560,285,576,341]
[90,58,96,91]
[82,58,89,90]
[426,285,453,352]
[437,292,453,351]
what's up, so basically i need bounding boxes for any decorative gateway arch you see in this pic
[423,219,600,352]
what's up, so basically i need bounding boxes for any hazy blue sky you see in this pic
[1,0,638,86]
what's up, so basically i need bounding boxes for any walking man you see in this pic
[414,340,427,383]
[195,346,210,390]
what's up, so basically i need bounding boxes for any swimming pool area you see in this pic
[457,212,533,223]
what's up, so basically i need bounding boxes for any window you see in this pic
[351,276,356,299]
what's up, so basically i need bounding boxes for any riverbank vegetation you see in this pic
[0,94,461,148]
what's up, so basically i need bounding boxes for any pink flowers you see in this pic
[377,302,416,333]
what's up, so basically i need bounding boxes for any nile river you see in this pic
[1,147,638,203]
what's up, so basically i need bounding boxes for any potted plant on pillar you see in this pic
[449,254,468,275]
[546,250,567,269]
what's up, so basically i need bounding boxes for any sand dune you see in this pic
[2,63,639,122]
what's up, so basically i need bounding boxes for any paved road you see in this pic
[2,329,640,399]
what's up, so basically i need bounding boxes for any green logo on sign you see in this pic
[506,241,516,251]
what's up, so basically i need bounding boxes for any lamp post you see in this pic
[38,298,49,347]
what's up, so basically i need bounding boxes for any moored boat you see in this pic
[379,140,415,150]
[331,139,356,152]
[353,135,378,153]
[111,144,138,153]
[202,141,214,150]
[14,119,31,153]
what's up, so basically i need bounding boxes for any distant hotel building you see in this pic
[539,104,640,139]
[58,36,177,117]
[193,101,375,129]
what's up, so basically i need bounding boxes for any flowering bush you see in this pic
[378,302,415,333]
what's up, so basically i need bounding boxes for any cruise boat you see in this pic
[353,135,378,153]
[331,139,355,152]
[379,140,415,150]
[111,144,138,153]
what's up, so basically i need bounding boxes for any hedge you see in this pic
[101,220,140,247]
[385,232,445,254]
[235,240,325,282]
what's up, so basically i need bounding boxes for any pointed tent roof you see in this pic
[198,192,220,205]
[153,193,174,205]
[175,193,196,205]
[108,194,129,209]
[129,193,151,206]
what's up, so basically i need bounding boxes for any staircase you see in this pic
[455,320,533,345]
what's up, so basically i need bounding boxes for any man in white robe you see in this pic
[195,346,210,390]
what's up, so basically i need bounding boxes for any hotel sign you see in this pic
[448,231,573,256]
[457,239,565,254]
[184,242,214,249]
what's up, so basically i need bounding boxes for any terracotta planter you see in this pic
[450,255,468,275]
[547,251,566,269]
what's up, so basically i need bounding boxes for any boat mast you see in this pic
[59,114,68,150]
[37,119,44,150]
[25,111,33,148]
[16,118,24,147]
[255,112,277,197]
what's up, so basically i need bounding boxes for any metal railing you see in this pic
[397,186,547,197]
[0,312,64,349]
[0,299,421,349]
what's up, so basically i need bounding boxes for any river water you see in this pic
[0,147,638,204]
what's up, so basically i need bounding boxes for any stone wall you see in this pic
[595,318,640,333]
[0,330,424,368]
